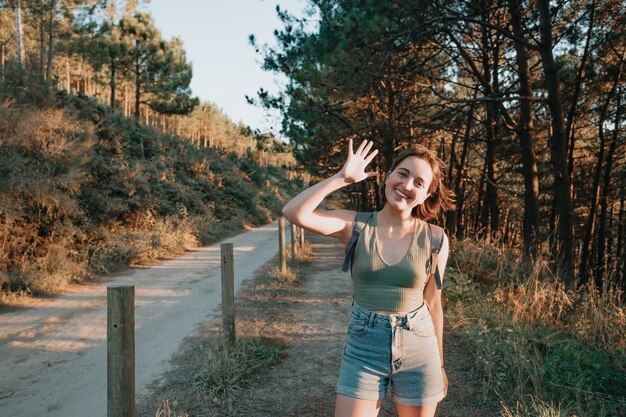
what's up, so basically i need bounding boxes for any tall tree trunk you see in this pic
[475,156,488,235]
[134,58,141,119]
[579,59,623,284]
[14,0,25,71]
[617,188,625,290]
[456,121,471,240]
[45,0,56,82]
[479,9,499,241]
[39,0,46,78]
[1,42,6,77]
[538,0,574,284]
[480,135,498,240]
[447,105,474,237]
[566,0,596,195]
[65,56,70,92]
[107,0,116,24]
[595,87,623,287]
[110,57,116,108]
[124,83,129,116]
[509,0,541,258]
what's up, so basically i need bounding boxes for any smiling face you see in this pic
[383,156,434,212]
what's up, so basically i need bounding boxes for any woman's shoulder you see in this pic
[422,222,448,249]
[351,211,376,228]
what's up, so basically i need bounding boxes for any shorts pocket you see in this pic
[410,315,435,337]
[347,317,369,336]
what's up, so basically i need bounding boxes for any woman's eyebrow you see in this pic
[398,168,425,183]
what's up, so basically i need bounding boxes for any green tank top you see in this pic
[351,211,430,312]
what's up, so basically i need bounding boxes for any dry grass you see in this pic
[454,237,624,351]
[265,242,314,285]
[293,241,314,264]
[500,398,565,417]
[448,239,626,417]
[265,265,299,285]
[492,260,625,351]
[154,400,189,417]
[137,252,311,417]
[575,279,625,350]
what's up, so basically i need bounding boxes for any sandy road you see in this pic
[0,220,290,417]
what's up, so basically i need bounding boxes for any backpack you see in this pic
[341,212,446,289]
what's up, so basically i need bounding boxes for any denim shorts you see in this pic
[335,300,446,406]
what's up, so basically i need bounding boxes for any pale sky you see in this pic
[149,0,307,136]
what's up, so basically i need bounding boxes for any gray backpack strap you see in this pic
[341,212,373,272]
[427,223,446,289]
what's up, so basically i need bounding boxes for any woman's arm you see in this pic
[424,233,449,390]
[282,139,378,245]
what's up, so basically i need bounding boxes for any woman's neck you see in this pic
[378,206,416,230]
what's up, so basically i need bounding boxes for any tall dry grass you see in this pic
[453,238,624,351]
[448,238,625,416]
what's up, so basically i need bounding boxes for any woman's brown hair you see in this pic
[378,145,456,221]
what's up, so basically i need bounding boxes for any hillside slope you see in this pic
[0,81,303,300]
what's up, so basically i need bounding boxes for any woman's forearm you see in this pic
[430,303,445,365]
[282,172,349,224]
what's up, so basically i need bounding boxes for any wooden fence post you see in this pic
[279,218,287,273]
[107,285,135,417]
[221,243,236,349]
[291,222,298,261]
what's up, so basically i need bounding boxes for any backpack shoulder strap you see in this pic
[341,212,374,272]
[427,223,446,289]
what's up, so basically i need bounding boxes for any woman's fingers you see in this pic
[362,140,374,157]
[348,138,354,156]
[365,148,378,164]
[355,139,368,155]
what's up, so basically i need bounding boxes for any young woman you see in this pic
[282,139,455,417]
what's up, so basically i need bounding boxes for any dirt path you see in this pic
[0,220,291,417]
[140,233,499,416]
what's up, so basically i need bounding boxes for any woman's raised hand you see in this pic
[338,139,379,184]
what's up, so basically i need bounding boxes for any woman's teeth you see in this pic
[395,189,409,199]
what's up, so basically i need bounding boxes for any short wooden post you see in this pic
[299,227,305,249]
[291,222,298,260]
[221,243,236,349]
[107,285,135,417]
[279,218,287,273]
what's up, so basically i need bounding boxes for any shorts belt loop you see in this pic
[367,312,375,328]
[406,314,414,331]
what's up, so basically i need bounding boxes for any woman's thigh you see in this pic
[334,394,382,417]
[395,402,437,417]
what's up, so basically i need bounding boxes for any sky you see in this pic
[149,0,308,136]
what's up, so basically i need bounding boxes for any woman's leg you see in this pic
[395,402,437,417]
[334,394,383,417]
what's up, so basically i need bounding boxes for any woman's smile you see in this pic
[394,188,412,200]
